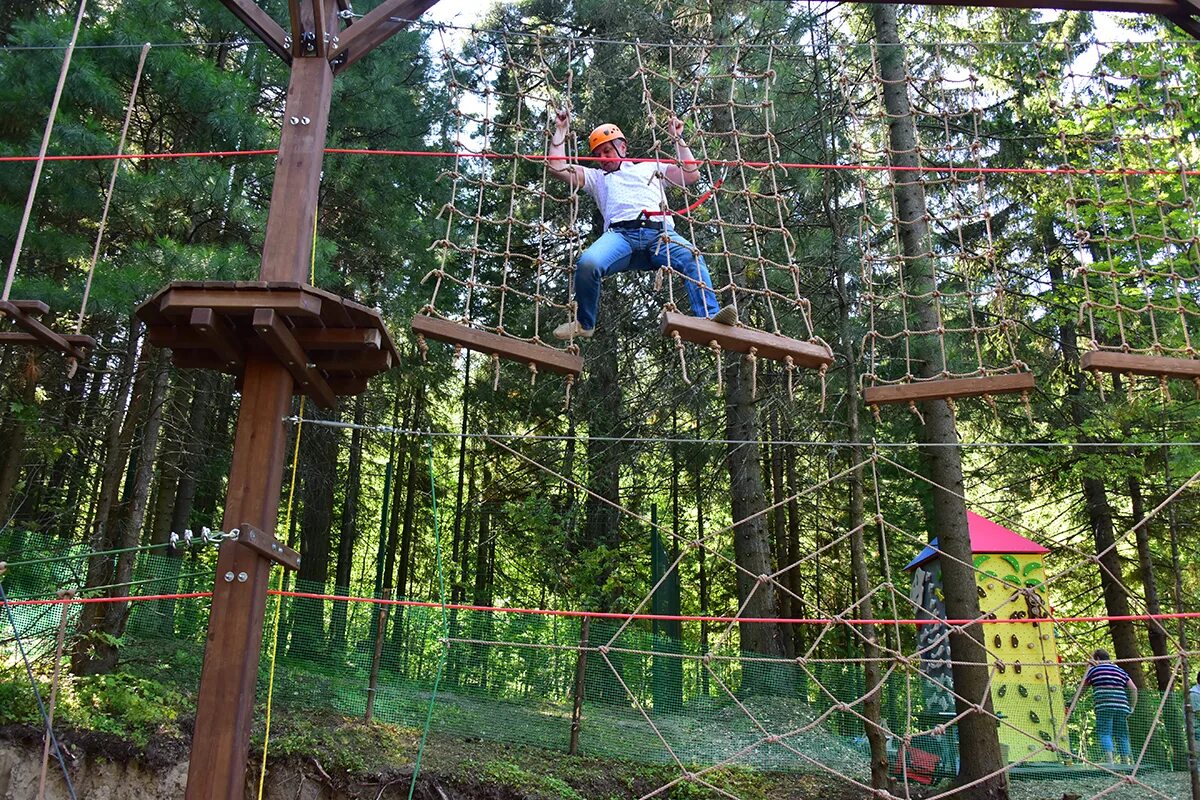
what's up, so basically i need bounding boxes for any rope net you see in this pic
[6,421,1200,800]
[849,41,1029,400]
[419,31,826,388]
[420,29,582,366]
[1046,42,1200,380]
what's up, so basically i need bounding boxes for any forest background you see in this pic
[1,0,1199,795]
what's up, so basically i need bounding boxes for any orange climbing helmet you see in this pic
[588,123,625,153]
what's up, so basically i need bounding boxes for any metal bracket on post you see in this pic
[237,523,301,571]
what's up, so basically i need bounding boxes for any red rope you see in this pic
[0,147,1195,179]
[9,587,1200,629]
[642,175,726,218]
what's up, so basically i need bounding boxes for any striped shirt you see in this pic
[1085,662,1132,712]
[581,161,674,230]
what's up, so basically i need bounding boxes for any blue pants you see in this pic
[573,227,720,331]
[1095,706,1131,758]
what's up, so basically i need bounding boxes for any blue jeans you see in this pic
[573,228,720,330]
[1095,706,1131,758]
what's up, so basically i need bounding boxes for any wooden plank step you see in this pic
[864,372,1036,406]
[0,301,89,360]
[1080,350,1200,379]
[659,311,833,368]
[411,314,583,377]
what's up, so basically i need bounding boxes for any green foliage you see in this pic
[482,759,585,799]
[0,671,186,747]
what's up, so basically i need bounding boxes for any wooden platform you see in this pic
[411,314,583,377]
[1080,350,1200,379]
[137,281,400,408]
[864,372,1036,406]
[659,311,833,368]
[0,300,94,360]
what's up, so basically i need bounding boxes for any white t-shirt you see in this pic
[581,161,674,230]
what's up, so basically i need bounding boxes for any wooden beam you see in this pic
[236,523,300,571]
[6,300,49,316]
[1080,350,1200,379]
[260,57,334,281]
[0,301,88,360]
[332,0,440,72]
[313,349,393,373]
[185,358,292,800]
[252,308,336,408]
[217,0,291,62]
[411,314,583,376]
[864,372,1036,406]
[659,311,833,369]
[190,308,243,370]
[159,287,322,318]
[0,332,94,349]
[293,327,380,350]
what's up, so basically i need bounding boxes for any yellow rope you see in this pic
[257,208,318,798]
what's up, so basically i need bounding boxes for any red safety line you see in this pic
[0,147,1196,179]
[642,176,726,218]
[8,588,1200,629]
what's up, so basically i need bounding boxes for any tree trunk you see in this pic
[826,87,889,786]
[451,354,472,604]
[0,353,39,525]
[768,407,792,648]
[330,395,365,653]
[579,292,627,705]
[725,353,788,680]
[72,321,142,674]
[1082,476,1146,687]
[870,7,1007,795]
[287,402,340,660]
[1128,474,1170,691]
[1043,221,1147,690]
[82,355,171,673]
[390,387,426,660]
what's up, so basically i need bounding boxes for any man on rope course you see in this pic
[547,108,736,340]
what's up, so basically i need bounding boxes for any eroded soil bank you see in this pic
[0,727,526,800]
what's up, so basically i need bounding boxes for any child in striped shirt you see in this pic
[1068,649,1138,764]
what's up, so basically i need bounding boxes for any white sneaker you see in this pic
[712,305,738,326]
[553,321,594,340]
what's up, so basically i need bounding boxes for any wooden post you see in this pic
[568,615,589,756]
[184,17,335,799]
[365,588,392,723]
[36,589,73,800]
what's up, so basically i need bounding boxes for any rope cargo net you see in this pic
[4,428,1199,800]
[417,31,827,395]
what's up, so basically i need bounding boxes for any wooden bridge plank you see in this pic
[659,311,833,368]
[864,372,1036,406]
[411,314,583,377]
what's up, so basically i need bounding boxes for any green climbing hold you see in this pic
[1023,561,1042,576]
[1001,554,1021,573]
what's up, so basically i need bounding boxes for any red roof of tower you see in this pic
[904,511,1048,571]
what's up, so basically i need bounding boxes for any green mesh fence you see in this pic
[1,529,1196,796]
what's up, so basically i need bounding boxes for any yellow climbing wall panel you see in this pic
[975,553,1068,763]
